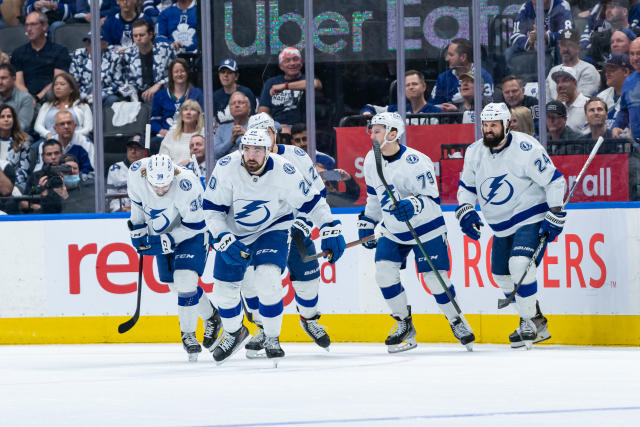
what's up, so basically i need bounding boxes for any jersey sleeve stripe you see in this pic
[203,200,230,213]
[366,185,376,195]
[320,188,327,198]
[383,216,445,241]
[426,195,441,205]
[487,202,549,232]
[181,219,206,230]
[458,180,477,194]
[298,193,321,214]
[549,169,563,183]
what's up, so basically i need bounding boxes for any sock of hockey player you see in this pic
[210,279,249,363]
[508,256,539,349]
[177,287,202,362]
[255,264,285,339]
[292,279,331,349]
[241,267,262,324]
[375,261,410,319]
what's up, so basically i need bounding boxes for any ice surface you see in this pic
[0,343,638,427]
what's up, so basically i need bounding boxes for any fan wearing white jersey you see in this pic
[456,103,566,349]
[203,129,346,365]
[239,112,332,357]
[127,154,222,362]
[357,112,474,353]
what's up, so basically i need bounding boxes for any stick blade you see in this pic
[117,315,139,334]
[497,298,510,309]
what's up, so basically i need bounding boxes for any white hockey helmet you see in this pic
[368,112,405,145]
[480,102,511,131]
[146,154,175,187]
[240,128,272,151]
[248,112,277,133]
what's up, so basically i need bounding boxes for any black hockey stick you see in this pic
[293,230,380,262]
[118,253,144,333]
[372,140,465,316]
[497,136,605,309]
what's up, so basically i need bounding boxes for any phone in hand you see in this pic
[320,170,342,181]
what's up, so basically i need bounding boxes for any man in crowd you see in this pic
[598,53,633,130]
[158,0,198,52]
[213,59,257,123]
[0,156,17,214]
[546,100,583,149]
[106,134,147,212]
[0,64,34,132]
[552,66,589,134]
[182,134,207,180]
[613,38,640,138]
[582,97,613,141]
[214,91,251,159]
[103,0,152,50]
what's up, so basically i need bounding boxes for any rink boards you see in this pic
[1,204,639,346]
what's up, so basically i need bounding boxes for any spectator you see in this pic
[158,0,198,52]
[552,66,590,134]
[181,134,206,178]
[258,46,322,130]
[451,70,491,124]
[213,91,251,159]
[21,138,62,212]
[119,19,176,103]
[613,37,640,138]
[159,99,203,163]
[546,100,582,144]
[102,0,152,50]
[0,64,35,133]
[631,0,640,28]
[0,48,9,64]
[510,106,536,136]
[610,28,637,56]
[213,58,257,123]
[0,104,31,193]
[34,110,94,177]
[10,11,70,102]
[585,1,636,65]
[501,75,539,111]
[507,0,574,61]
[546,29,601,100]
[290,122,335,169]
[598,53,633,130]
[151,58,203,138]
[315,160,360,207]
[106,134,146,212]
[24,1,73,35]
[69,32,121,107]
[34,72,92,140]
[0,155,18,214]
[582,96,612,140]
[429,38,494,111]
[580,1,609,49]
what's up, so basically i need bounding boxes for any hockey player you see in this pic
[203,128,346,366]
[357,112,475,353]
[127,154,222,361]
[240,112,332,357]
[456,103,564,349]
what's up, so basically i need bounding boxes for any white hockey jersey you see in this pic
[107,161,130,212]
[364,144,446,244]
[128,158,206,244]
[457,131,566,238]
[274,144,326,198]
[203,151,333,245]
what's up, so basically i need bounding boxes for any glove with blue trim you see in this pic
[144,234,175,256]
[319,221,346,264]
[128,220,150,252]
[292,217,313,238]
[213,232,251,268]
[357,212,378,249]
[390,196,423,222]
[539,210,566,241]
[455,204,483,241]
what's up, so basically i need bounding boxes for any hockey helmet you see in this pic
[248,112,277,133]
[146,154,175,188]
[480,102,511,131]
[368,112,405,144]
[240,128,272,151]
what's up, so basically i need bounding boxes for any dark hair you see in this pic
[451,38,473,63]
[291,122,306,136]
[62,153,79,165]
[405,69,425,85]
[50,72,81,106]
[501,74,523,87]
[584,95,607,113]
[42,138,63,153]
[0,104,29,151]
[168,58,192,93]
[0,63,16,78]
[132,19,154,34]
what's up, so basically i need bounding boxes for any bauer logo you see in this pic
[283,163,296,174]
[179,179,192,191]
[406,154,419,164]
[130,160,141,171]
[218,155,231,166]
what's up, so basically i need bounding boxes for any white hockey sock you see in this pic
[292,279,320,319]
[508,256,538,319]
[240,266,262,325]
[255,264,284,337]
[196,292,214,320]
[177,288,200,333]
[213,280,243,333]
[422,271,459,322]
[376,260,409,319]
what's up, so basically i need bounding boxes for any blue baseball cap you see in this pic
[218,59,238,72]
[605,53,633,71]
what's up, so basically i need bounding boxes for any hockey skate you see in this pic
[299,314,330,350]
[385,306,417,353]
[264,335,285,367]
[245,326,266,359]
[509,313,551,349]
[202,308,222,350]
[181,331,202,362]
[211,325,250,365]
[510,318,537,350]
[449,317,475,351]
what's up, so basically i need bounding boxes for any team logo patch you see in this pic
[218,155,231,166]
[130,160,141,171]
[294,147,306,156]
[234,199,271,226]
[406,154,419,164]
[110,163,120,171]
[283,163,296,174]
[179,179,192,191]
[479,174,514,206]
[520,141,532,151]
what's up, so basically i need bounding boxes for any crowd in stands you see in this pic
[1,0,639,214]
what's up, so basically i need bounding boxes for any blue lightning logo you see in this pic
[235,200,271,226]
[146,207,170,232]
[480,174,514,206]
[380,185,396,210]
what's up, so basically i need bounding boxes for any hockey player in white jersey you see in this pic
[456,103,565,349]
[203,128,346,365]
[127,154,222,361]
[357,112,475,353]
[239,112,332,357]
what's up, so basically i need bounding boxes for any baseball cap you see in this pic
[551,65,577,82]
[278,47,302,64]
[546,101,567,118]
[619,27,637,42]
[557,28,579,44]
[83,31,105,41]
[459,70,475,80]
[605,53,633,70]
[218,58,238,72]
[126,134,145,149]
[611,0,630,8]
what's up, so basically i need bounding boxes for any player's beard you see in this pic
[243,158,266,174]
[482,128,505,148]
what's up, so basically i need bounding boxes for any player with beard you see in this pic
[455,103,566,349]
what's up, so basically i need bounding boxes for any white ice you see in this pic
[1,343,638,427]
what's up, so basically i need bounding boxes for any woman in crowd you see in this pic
[34,72,93,140]
[159,99,203,163]
[0,104,31,192]
[509,106,535,136]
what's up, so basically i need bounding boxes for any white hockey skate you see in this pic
[181,331,202,362]
[245,326,266,359]
[385,306,417,353]
[449,317,475,351]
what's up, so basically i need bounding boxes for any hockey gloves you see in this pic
[128,221,150,252]
[390,196,423,222]
[357,212,378,249]
[145,234,175,256]
[319,221,346,264]
[292,218,313,238]
[213,232,251,268]
[455,204,483,241]
[539,210,566,242]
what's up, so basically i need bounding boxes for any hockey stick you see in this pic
[371,140,464,316]
[292,230,381,262]
[497,136,605,309]
[118,254,144,333]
